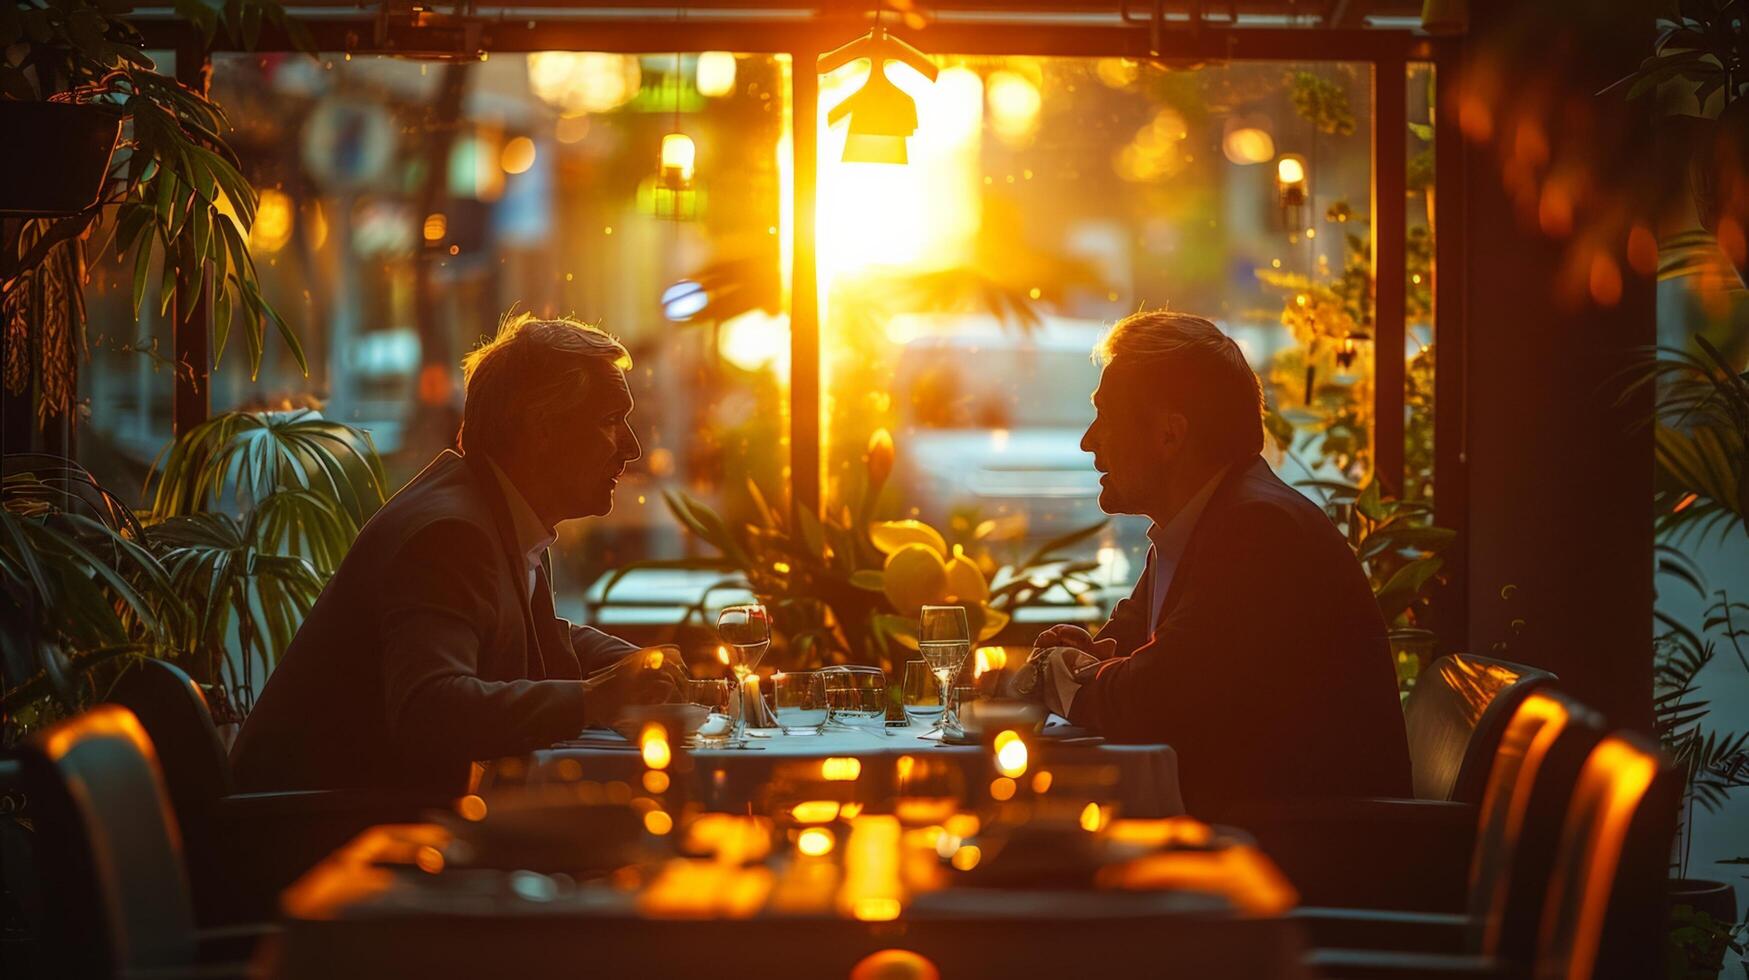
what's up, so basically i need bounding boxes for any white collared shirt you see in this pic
[486,459,557,601]
[1144,465,1229,635]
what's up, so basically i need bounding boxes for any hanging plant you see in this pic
[0,0,314,427]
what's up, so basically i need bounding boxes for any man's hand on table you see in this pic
[582,646,690,721]
[1014,626,1115,717]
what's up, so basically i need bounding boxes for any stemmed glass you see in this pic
[918,605,971,733]
[716,604,771,749]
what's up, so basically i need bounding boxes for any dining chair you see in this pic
[1299,690,1605,970]
[1305,728,1680,980]
[1404,654,1557,804]
[1220,654,1557,910]
[106,659,432,925]
[14,704,261,979]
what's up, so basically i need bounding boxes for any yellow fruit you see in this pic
[870,520,946,557]
[883,543,948,618]
[975,604,1010,641]
[944,552,988,604]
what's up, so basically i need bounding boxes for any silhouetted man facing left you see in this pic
[1028,310,1411,814]
[233,313,684,797]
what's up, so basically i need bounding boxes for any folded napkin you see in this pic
[1013,647,1103,717]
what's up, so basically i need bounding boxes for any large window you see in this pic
[77,41,1437,630]
[80,51,794,617]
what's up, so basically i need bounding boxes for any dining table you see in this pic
[262,721,1316,979]
[480,720,1187,818]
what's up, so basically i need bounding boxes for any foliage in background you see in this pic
[1654,549,1749,865]
[603,430,1106,677]
[1259,204,1435,497]
[1,457,182,728]
[0,410,383,741]
[1621,336,1749,545]
[1298,473,1453,629]
[0,0,312,426]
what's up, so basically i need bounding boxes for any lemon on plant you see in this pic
[870,520,947,557]
[883,543,949,618]
[944,551,988,604]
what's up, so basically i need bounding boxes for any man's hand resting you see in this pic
[1031,624,1117,661]
[582,646,689,724]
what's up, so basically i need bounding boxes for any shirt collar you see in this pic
[486,458,557,569]
[1146,464,1230,560]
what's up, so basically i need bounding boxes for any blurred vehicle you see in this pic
[888,314,1147,604]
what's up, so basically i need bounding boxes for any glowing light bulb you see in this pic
[660,133,696,188]
[1277,155,1306,185]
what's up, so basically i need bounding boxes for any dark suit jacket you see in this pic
[230,450,636,796]
[1068,455,1413,813]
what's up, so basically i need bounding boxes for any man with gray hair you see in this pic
[1026,310,1411,813]
[233,313,684,796]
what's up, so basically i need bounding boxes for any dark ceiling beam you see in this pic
[139,18,1433,61]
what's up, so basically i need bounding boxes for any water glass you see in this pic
[773,670,830,735]
[686,678,734,745]
[823,665,887,732]
[900,660,944,729]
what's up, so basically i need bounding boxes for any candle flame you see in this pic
[993,729,1028,777]
[640,723,672,770]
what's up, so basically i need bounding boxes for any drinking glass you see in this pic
[773,671,829,735]
[716,604,772,748]
[900,660,944,729]
[822,665,887,733]
[918,605,971,731]
[686,678,734,746]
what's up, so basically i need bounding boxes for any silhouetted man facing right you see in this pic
[1028,311,1412,814]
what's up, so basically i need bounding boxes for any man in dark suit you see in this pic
[232,314,685,796]
[1029,311,1411,813]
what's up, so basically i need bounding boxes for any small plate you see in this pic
[611,702,711,742]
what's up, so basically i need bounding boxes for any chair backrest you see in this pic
[106,658,234,819]
[1404,654,1556,802]
[1464,690,1605,963]
[17,704,198,977]
[1534,732,1681,980]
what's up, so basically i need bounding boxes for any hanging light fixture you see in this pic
[817,25,938,164]
[659,132,696,189]
[655,48,698,219]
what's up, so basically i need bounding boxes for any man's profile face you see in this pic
[539,367,642,520]
[1080,364,1178,516]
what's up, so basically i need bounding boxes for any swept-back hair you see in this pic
[459,312,631,457]
[1095,310,1265,463]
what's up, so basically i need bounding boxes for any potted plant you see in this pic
[1654,548,1749,978]
[1607,0,1749,286]
[1,0,312,435]
[1,409,383,741]
[602,428,1109,699]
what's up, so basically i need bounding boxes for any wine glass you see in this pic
[918,605,971,732]
[716,604,771,748]
[773,670,829,735]
[900,660,944,729]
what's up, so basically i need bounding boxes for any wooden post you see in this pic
[1371,56,1408,499]
[789,49,821,523]
[1430,43,1469,653]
